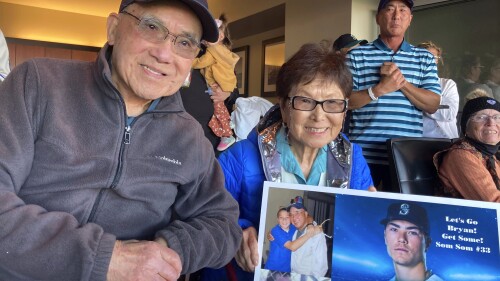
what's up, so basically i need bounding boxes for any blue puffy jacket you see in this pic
[219,129,266,230]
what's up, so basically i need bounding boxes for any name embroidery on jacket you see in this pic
[154,156,182,166]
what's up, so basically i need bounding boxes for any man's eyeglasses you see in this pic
[121,11,201,59]
[288,96,347,113]
[470,114,500,124]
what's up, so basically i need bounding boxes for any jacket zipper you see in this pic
[124,125,131,144]
[87,74,131,223]
[87,121,131,223]
[86,69,177,223]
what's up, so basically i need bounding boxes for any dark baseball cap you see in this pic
[119,0,219,42]
[332,34,368,51]
[287,196,307,212]
[377,0,414,13]
[380,202,429,235]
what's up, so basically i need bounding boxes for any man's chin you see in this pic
[392,256,419,267]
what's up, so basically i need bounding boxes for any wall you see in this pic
[0,0,119,17]
[409,0,500,80]
[208,0,285,22]
[233,27,285,98]
[0,2,107,47]
[409,0,500,58]
[351,0,378,42]
[230,0,354,99]
[0,0,358,100]
[7,40,98,67]
[285,0,351,59]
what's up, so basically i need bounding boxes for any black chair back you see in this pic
[386,138,453,195]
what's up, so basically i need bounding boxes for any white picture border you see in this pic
[255,181,500,281]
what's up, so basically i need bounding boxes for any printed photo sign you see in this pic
[255,182,500,281]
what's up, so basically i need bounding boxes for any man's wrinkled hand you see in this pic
[107,240,182,281]
[235,227,259,272]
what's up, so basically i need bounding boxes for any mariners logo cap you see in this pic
[380,202,429,235]
[119,0,219,42]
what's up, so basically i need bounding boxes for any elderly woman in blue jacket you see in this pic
[201,43,376,280]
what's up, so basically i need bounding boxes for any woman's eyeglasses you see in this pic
[470,114,500,124]
[288,96,347,113]
[121,10,201,59]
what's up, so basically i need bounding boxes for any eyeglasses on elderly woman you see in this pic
[288,96,347,113]
[121,10,201,59]
[469,114,500,124]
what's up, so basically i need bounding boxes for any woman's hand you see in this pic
[235,227,259,272]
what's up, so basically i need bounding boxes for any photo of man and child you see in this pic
[258,187,334,281]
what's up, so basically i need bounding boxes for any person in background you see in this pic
[434,97,500,202]
[0,0,242,280]
[455,54,492,110]
[418,41,459,139]
[464,87,492,104]
[381,202,443,281]
[193,14,239,151]
[483,57,500,101]
[332,33,368,135]
[332,33,367,54]
[201,43,375,281]
[180,68,233,151]
[346,0,441,192]
[231,96,274,141]
[0,29,10,81]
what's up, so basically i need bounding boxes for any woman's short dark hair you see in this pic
[275,43,353,101]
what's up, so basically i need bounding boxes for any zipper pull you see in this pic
[124,126,131,144]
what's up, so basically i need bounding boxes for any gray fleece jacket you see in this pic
[0,44,241,280]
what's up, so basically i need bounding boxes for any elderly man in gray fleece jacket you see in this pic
[0,0,242,280]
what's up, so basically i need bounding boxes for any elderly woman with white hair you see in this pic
[434,97,500,202]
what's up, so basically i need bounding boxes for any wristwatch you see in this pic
[368,87,378,101]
